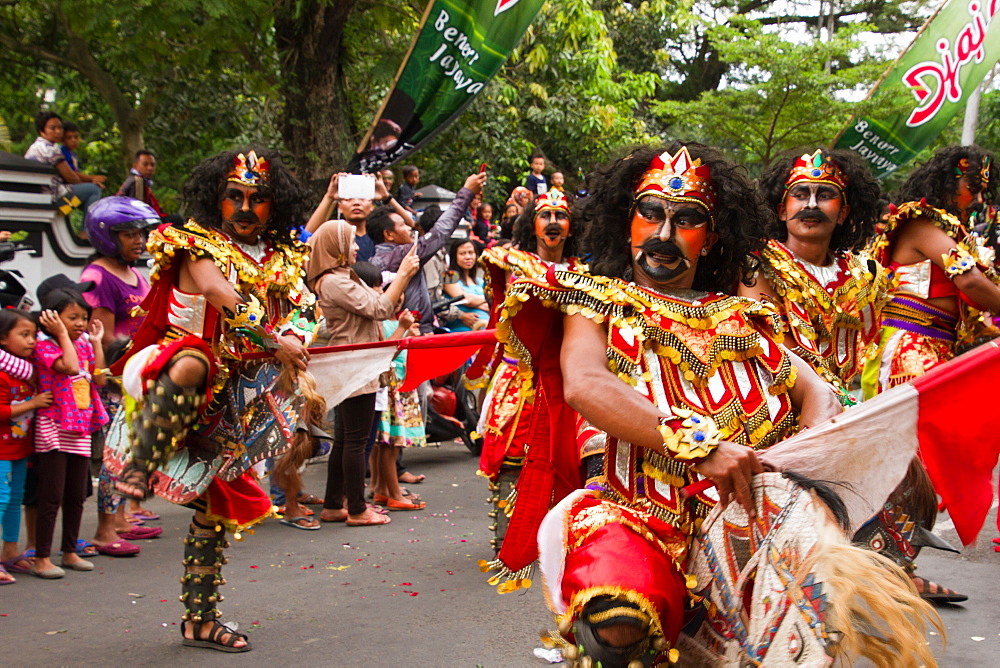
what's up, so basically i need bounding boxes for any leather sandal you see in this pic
[181,620,251,653]
[910,575,968,603]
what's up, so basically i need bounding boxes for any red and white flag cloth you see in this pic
[759,340,1000,544]
[301,330,496,408]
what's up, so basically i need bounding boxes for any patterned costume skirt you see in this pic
[862,296,956,398]
[378,386,427,448]
[105,340,300,532]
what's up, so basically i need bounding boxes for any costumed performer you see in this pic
[107,149,321,652]
[741,148,889,396]
[498,143,939,666]
[471,188,586,558]
[858,144,1000,603]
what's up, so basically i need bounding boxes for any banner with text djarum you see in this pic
[834,0,1000,178]
[348,0,545,173]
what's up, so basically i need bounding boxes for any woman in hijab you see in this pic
[306,221,421,526]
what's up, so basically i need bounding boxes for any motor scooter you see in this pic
[0,242,35,310]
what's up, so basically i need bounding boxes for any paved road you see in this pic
[1,442,997,666]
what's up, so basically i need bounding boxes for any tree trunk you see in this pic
[274,0,360,192]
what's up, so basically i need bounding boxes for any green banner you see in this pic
[834,0,1000,178]
[349,0,546,173]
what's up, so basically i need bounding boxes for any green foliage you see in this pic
[652,20,888,172]
[416,0,660,196]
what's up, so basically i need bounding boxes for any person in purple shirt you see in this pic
[80,197,161,557]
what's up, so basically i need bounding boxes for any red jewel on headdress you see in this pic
[633,147,717,215]
[784,150,848,193]
[227,151,271,187]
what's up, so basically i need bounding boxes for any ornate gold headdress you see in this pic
[633,146,717,214]
[534,188,570,215]
[227,151,270,187]
[784,150,847,194]
[955,156,991,185]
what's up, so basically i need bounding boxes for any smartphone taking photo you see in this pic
[339,174,376,200]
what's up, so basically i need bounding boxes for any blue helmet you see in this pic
[84,196,160,258]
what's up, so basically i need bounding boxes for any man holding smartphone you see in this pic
[305,172,413,262]
[368,170,486,334]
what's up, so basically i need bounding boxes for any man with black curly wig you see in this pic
[105,148,321,652]
[488,142,857,665]
[740,148,891,392]
[856,144,1000,604]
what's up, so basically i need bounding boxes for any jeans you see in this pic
[323,393,376,516]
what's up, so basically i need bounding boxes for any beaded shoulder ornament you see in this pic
[499,270,794,393]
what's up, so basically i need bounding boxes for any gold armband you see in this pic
[655,408,722,462]
[942,245,976,278]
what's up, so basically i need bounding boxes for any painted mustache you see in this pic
[634,239,689,281]
[542,223,565,236]
[791,208,832,224]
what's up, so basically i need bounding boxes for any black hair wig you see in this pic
[757,148,882,253]
[579,142,768,292]
[182,148,311,247]
[897,145,998,214]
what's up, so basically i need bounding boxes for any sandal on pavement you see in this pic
[95,539,141,557]
[118,526,163,540]
[398,472,425,484]
[367,503,389,515]
[320,511,348,523]
[0,563,14,585]
[60,558,94,571]
[130,508,160,520]
[1,552,32,574]
[279,516,321,531]
[74,539,99,557]
[277,505,314,517]
[386,498,426,511]
[298,493,324,505]
[910,575,967,603]
[181,620,252,653]
[346,512,391,527]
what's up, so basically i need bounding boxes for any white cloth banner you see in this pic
[309,347,400,409]
[759,384,920,535]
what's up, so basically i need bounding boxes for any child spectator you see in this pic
[397,165,421,212]
[24,112,106,223]
[30,291,109,578]
[0,311,53,584]
[550,171,565,192]
[524,153,548,197]
[117,150,166,218]
[351,261,425,511]
[60,122,82,172]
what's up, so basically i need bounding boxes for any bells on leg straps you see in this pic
[179,519,230,625]
[128,370,205,473]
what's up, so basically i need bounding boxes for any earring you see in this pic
[700,248,709,256]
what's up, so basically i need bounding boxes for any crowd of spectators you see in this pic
[1,120,564,579]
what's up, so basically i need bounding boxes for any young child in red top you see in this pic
[0,310,53,584]
[30,290,108,579]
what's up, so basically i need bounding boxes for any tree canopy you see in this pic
[0,0,994,208]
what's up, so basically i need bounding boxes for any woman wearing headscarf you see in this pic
[306,221,420,526]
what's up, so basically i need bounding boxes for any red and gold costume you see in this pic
[862,201,999,396]
[490,268,799,657]
[106,217,315,530]
[474,246,586,481]
[761,240,890,388]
